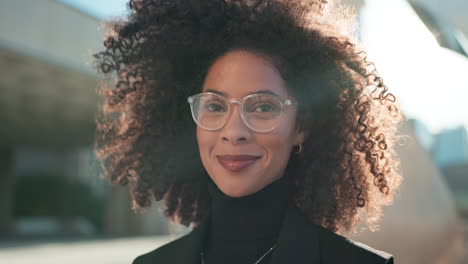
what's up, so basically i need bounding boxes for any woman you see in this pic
[94,0,403,263]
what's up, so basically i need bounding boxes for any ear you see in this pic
[293,128,308,146]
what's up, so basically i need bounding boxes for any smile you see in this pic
[216,155,261,172]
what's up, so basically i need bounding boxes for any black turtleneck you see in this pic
[201,174,293,264]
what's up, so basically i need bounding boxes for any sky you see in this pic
[59,0,468,135]
[57,0,130,19]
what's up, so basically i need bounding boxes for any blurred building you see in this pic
[0,0,101,236]
[432,126,468,215]
[432,126,468,168]
[412,118,435,152]
[0,0,169,238]
[411,122,468,217]
[409,0,468,55]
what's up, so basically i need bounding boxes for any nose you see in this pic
[221,103,252,144]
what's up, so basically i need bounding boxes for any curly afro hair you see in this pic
[93,0,404,233]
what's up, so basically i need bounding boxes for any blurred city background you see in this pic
[0,0,467,263]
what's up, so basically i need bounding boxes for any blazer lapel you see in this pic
[169,213,211,264]
[160,203,320,264]
[269,202,321,264]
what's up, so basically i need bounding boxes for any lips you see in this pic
[216,155,261,172]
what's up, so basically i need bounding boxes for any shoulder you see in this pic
[131,234,190,264]
[314,224,394,264]
[280,203,394,264]
[131,213,210,264]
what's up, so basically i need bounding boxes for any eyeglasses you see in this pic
[187,92,296,133]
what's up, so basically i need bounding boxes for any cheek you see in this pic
[196,128,215,159]
[261,129,294,164]
[265,115,297,161]
[196,128,207,150]
[267,135,292,161]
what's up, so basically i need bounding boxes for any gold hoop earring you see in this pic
[294,144,303,154]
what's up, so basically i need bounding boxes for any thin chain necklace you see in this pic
[200,243,278,264]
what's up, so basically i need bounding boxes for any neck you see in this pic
[207,174,293,242]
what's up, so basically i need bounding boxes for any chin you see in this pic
[217,179,258,198]
[222,187,250,198]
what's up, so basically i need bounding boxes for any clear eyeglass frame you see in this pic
[187,92,296,133]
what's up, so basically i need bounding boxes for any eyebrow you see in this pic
[205,89,280,97]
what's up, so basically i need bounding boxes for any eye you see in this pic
[254,104,276,112]
[205,102,226,112]
[249,102,281,113]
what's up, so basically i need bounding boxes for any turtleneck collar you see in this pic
[206,174,293,242]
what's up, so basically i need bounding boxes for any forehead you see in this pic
[202,50,289,98]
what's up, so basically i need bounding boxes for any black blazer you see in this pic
[133,203,394,264]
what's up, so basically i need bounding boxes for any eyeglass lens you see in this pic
[189,93,283,132]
